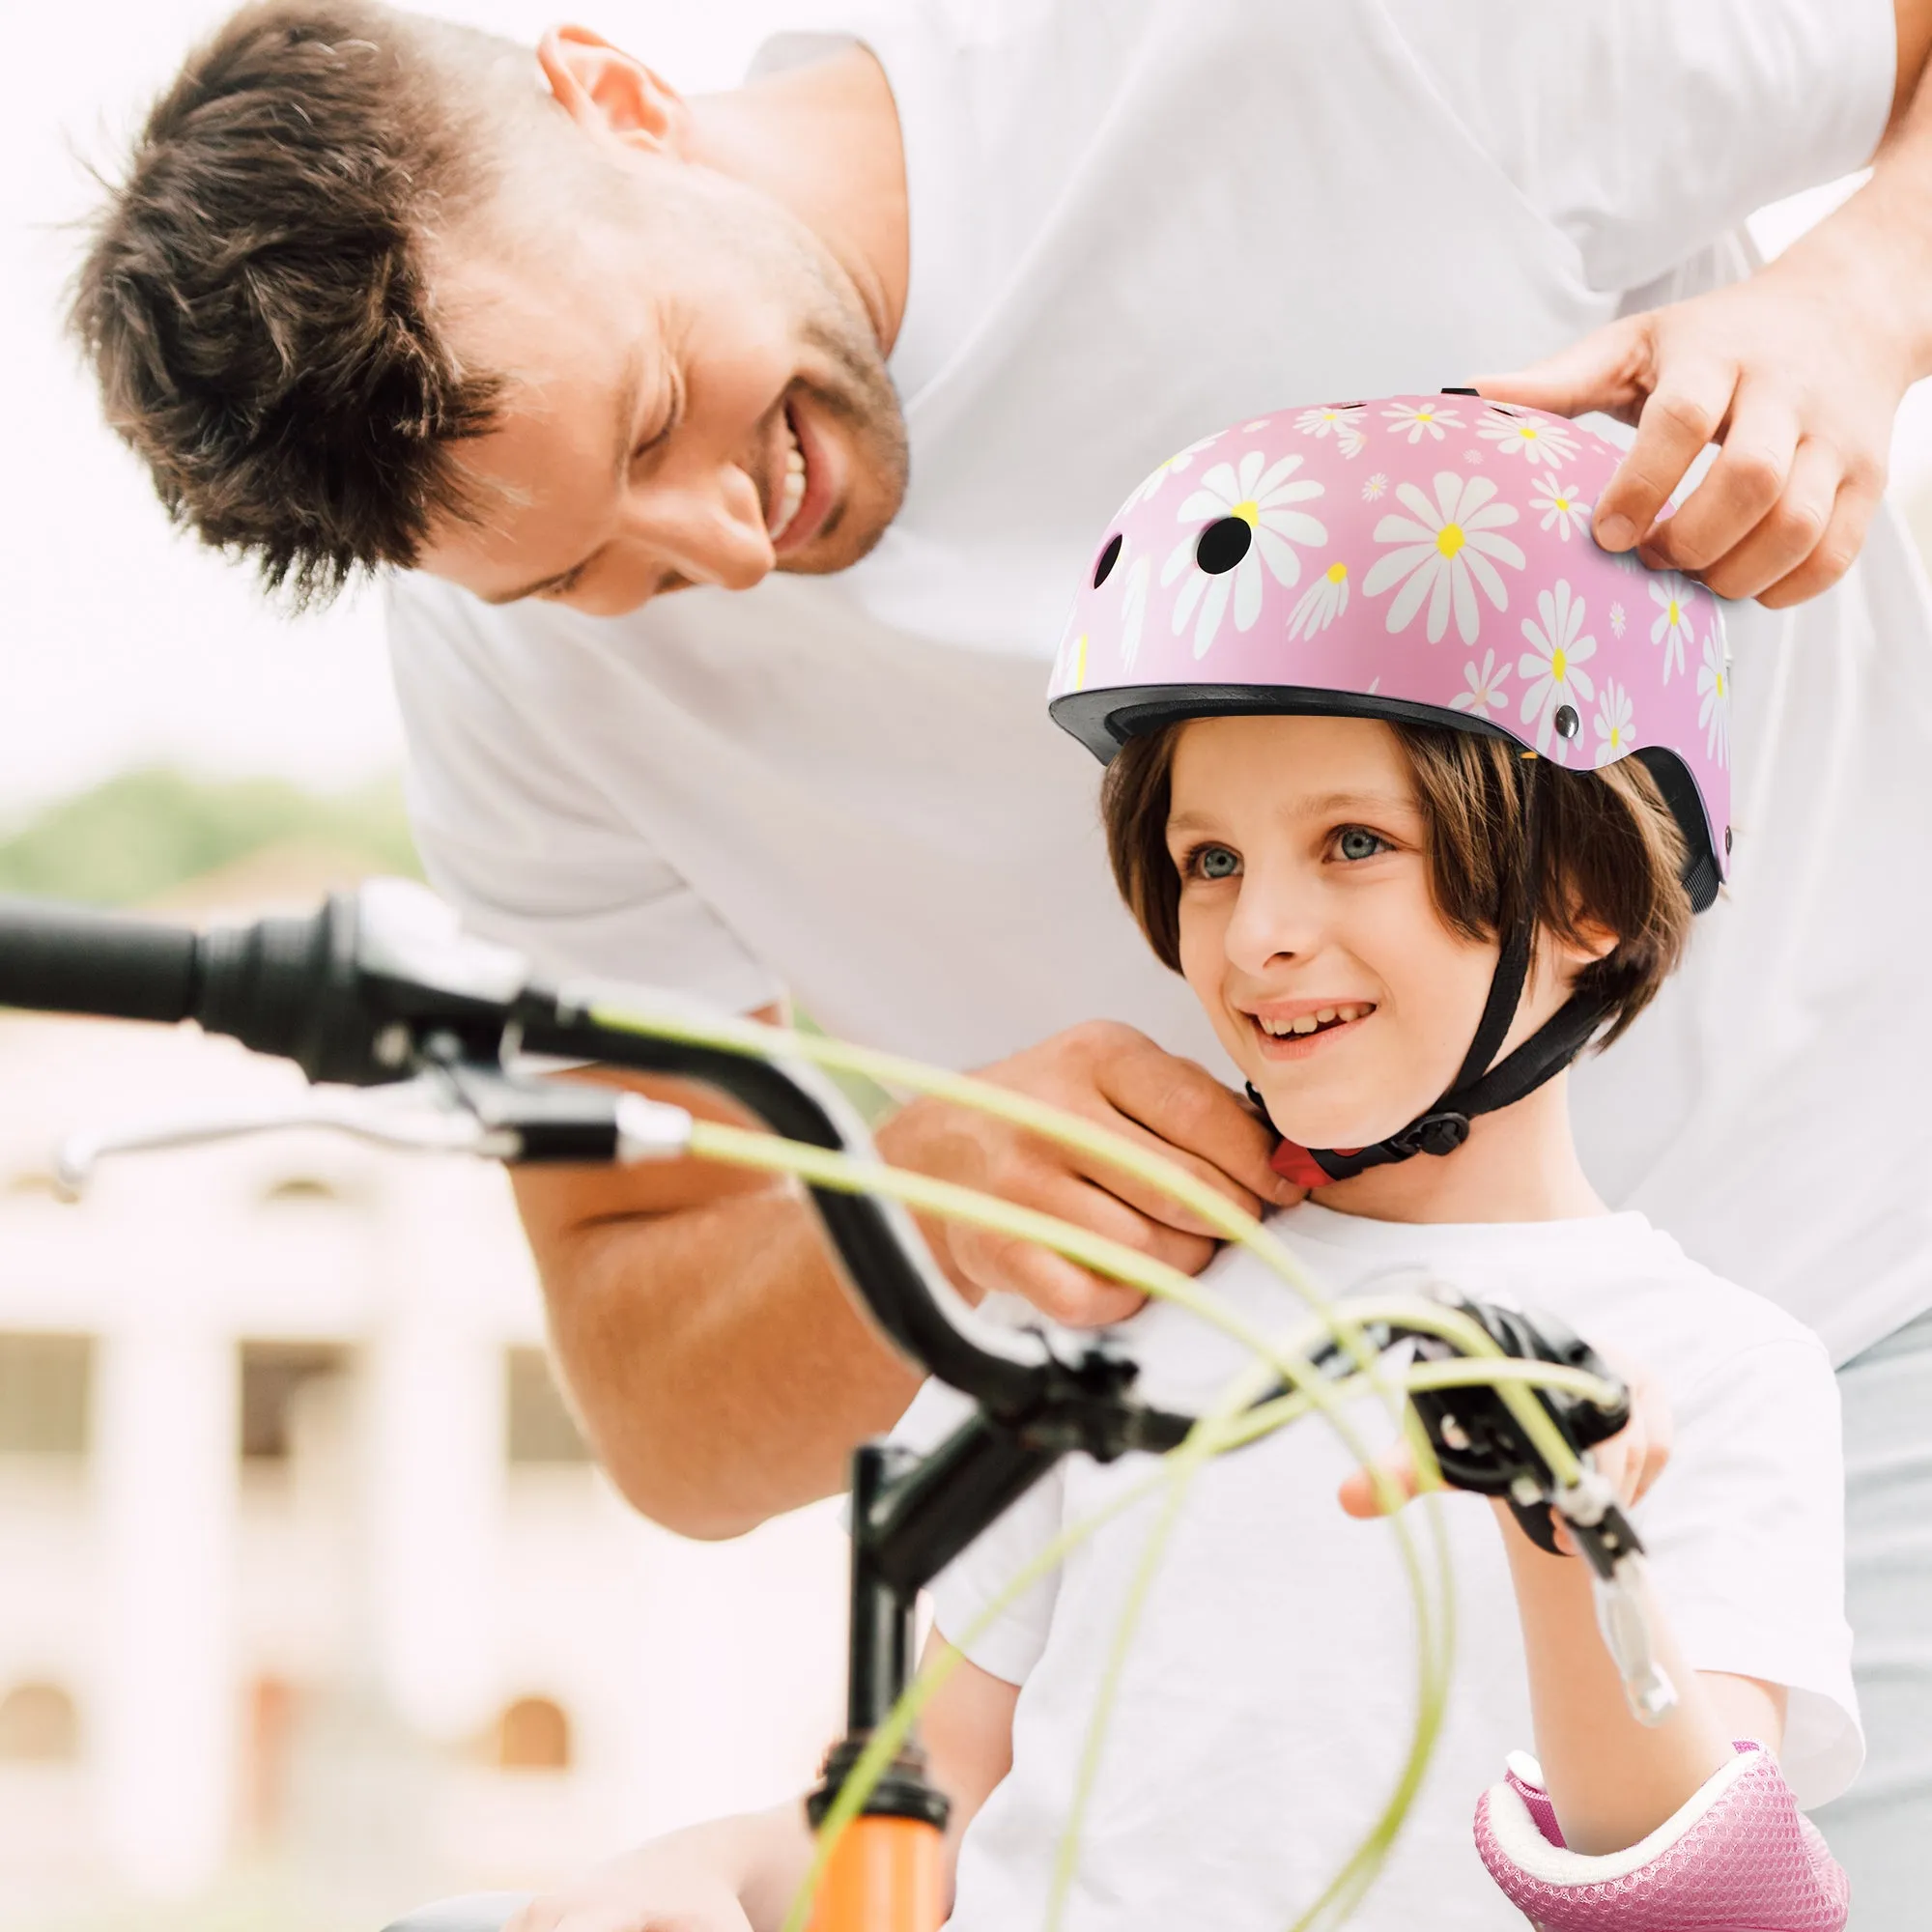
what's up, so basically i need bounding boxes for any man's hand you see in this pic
[876,1019,1302,1326]
[1481,4,1932,611]
[1478,242,1911,609]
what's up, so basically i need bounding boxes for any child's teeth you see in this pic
[1316,1008,1336,1024]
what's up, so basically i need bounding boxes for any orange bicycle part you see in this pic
[808,1812,946,1932]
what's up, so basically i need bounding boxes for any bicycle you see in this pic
[0,879,1665,1932]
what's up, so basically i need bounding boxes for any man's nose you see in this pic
[625,463,776,593]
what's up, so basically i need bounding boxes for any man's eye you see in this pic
[1191,844,1241,880]
[1335,827,1389,863]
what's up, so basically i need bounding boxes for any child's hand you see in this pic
[1335,1349,1673,1543]
[506,1849,754,1932]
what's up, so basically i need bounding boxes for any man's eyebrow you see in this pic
[476,348,648,608]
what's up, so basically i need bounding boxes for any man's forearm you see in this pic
[524,1176,920,1539]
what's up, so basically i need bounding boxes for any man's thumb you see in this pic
[1473,315,1651,425]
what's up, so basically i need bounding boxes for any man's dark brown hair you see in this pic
[1101,720,1693,1045]
[70,1,527,604]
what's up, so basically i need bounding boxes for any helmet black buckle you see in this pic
[1395,1111,1471,1159]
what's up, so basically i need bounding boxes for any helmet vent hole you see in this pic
[1093,533,1123,588]
[1552,704,1580,741]
[1196,516,1253,576]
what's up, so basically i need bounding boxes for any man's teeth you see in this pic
[1257,1005,1369,1037]
[777,415,807,532]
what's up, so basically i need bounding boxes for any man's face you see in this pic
[418,154,908,616]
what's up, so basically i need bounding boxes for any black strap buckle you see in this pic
[1388,1111,1471,1159]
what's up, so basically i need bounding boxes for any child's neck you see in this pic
[1308,1071,1607,1225]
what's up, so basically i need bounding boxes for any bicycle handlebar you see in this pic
[0,897,203,1025]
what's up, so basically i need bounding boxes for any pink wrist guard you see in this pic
[1473,1741,1848,1930]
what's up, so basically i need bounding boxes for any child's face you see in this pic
[1168,715,1568,1154]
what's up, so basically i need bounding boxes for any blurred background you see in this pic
[6,5,1932,1929]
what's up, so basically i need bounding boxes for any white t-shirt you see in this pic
[387,0,1932,1359]
[899,1203,1859,1932]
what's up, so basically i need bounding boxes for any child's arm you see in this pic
[505,1634,1019,1932]
[1341,1354,1790,1856]
[1497,1501,1786,1853]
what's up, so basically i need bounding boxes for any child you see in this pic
[509,402,1857,1930]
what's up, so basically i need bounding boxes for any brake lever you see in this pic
[54,1064,695,1197]
[1397,1294,1679,1726]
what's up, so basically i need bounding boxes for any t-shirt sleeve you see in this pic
[890,1378,1066,1688]
[1386,0,1896,292]
[385,575,783,1011]
[1636,1334,1861,1807]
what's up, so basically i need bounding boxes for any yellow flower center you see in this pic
[1551,648,1567,680]
[1717,671,1726,697]
[1521,426,1538,440]
[1324,561,1348,583]
[1436,524,1466,558]
[1072,633,1089,689]
[1416,408,1435,421]
[1667,599,1682,625]
[1230,498,1261,526]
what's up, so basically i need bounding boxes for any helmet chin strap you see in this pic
[1249,765,1613,1189]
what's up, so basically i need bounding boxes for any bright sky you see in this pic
[3,5,1928,821]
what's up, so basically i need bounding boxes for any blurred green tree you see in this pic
[0,769,419,906]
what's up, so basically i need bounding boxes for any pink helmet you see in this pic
[1049,392,1731,910]
[1049,394,1734,1185]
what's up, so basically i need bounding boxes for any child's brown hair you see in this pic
[1100,720,1692,1045]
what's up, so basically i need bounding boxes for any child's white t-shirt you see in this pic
[896,1203,1859,1932]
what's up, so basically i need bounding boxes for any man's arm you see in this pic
[517,1018,1294,1539]
[1484,0,1932,607]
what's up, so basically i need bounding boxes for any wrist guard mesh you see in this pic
[1473,1740,1848,1930]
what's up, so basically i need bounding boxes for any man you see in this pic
[73,0,1932,1910]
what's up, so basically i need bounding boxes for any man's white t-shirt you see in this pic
[897,1203,1859,1932]
[387,0,1932,1360]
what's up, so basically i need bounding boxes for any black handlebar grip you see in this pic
[0,896,201,1024]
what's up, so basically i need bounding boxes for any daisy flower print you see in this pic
[1296,404,1368,458]
[1649,573,1697,684]
[1362,472,1389,501]
[1697,629,1731,768]
[1449,648,1510,719]
[1287,560,1350,640]
[1609,601,1627,638]
[1116,554,1151,673]
[1477,408,1579,469]
[1593,680,1635,766]
[1122,432,1220,510]
[1517,580,1597,760]
[1361,471,1525,645]
[1161,449,1326,657]
[1382,400,1463,444]
[1530,475,1591,540]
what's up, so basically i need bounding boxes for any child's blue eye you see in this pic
[1195,844,1241,880]
[1336,827,1387,862]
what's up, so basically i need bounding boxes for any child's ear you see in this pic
[538,25,690,156]
[1552,912,1620,975]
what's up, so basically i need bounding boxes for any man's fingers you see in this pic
[1595,360,1738,553]
[1474,315,1651,423]
[1645,388,1801,575]
[1758,464,1886,609]
[1692,435,1841,601]
[1097,1042,1295,1214]
[952,1224,1150,1328]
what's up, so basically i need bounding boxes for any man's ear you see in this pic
[538,25,690,155]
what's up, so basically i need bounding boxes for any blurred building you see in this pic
[0,855,848,1929]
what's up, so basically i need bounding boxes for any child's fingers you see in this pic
[1337,1443,1420,1519]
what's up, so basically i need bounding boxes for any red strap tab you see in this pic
[1268,1140,1334,1189]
